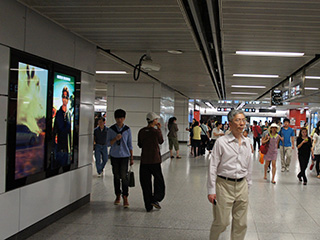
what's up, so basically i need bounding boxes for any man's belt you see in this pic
[218,175,244,182]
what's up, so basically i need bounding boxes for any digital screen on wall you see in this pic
[15,62,48,179]
[51,72,75,169]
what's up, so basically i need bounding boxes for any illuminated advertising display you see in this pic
[52,73,75,169]
[15,62,48,179]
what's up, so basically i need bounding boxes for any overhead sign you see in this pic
[271,89,283,106]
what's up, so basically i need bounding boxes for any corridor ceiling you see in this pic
[18,0,320,106]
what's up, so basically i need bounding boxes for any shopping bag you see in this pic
[259,142,269,154]
[259,153,264,164]
[128,166,135,187]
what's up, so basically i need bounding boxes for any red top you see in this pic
[252,125,262,138]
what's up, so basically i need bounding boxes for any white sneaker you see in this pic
[281,168,285,172]
[97,172,103,177]
[286,167,289,172]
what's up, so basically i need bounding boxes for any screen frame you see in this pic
[6,49,81,191]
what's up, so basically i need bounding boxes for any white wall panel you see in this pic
[107,96,114,112]
[25,9,75,67]
[0,97,7,145]
[20,172,71,230]
[0,145,6,194]
[78,134,94,168]
[124,112,148,127]
[0,0,25,50]
[79,104,94,136]
[75,37,96,75]
[80,72,95,105]
[0,189,20,240]
[0,45,9,95]
[113,97,153,112]
[70,165,92,203]
[132,143,141,157]
[115,83,154,97]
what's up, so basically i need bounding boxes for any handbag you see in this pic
[259,142,269,154]
[128,166,135,188]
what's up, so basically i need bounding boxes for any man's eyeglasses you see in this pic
[233,118,246,124]
[62,96,69,100]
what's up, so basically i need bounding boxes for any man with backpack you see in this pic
[107,109,133,208]
[252,120,262,151]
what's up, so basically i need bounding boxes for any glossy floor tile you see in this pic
[27,142,320,240]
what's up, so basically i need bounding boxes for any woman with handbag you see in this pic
[262,123,283,184]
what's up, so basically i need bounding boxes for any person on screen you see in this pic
[53,86,72,167]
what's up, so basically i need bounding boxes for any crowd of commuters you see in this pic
[93,108,320,240]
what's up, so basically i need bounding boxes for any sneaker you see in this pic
[286,167,289,172]
[114,195,121,205]
[151,201,161,209]
[97,173,102,178]
[176,156,181,159]
[281,168,285,172]
[310,163,314,170]
[170,156,174,159]
[317,175,320,179]
[123,196,129,208]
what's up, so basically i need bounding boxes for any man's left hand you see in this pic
[130,158,134,165]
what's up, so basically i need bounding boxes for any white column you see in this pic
[174,93,189,142]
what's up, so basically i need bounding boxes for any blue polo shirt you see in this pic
[279,127,295,147]
[107,124,133,158]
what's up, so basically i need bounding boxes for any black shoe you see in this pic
[151,201,161,209]
[303,182,307,185]
[297,175,302,182]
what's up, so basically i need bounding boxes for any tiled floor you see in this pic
[28,143,320,240]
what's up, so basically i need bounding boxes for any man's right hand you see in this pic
[115,134,122,141]
[208,194,216,204]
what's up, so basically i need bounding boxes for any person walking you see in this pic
[168,117,181,159]
[262,123,283,184]
[138,112,165,212]
[296,127,312,185]
[192,121,201,157]
[312,121,320,178]
[252,120,262,151]
[94,117,108,177]
[107,109,133,208]
[279,118,295,172]
[211,121,224,146]
[207,109,253,240]
[200,120,209,155]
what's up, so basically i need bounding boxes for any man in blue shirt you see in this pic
[107,109,133,208]
[279,118,295,172]
[94,117,108,177]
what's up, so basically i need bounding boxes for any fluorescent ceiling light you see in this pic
[167,50,183,54]
[305,76,320,79]
[305,87,319,90]
[236,51,304,57]
[204,102,214,108]
[96,71,127,74]
[233,74,279,78]
[95,89,107,91]
[232,85,266,89]
[231,92,258,95]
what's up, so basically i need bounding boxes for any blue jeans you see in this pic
[111,157,129,196]
[95,144,108,174]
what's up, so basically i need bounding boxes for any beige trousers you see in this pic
[280,146,292,169]
[210,177,248,240]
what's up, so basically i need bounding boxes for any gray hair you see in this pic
[227,109,245,122]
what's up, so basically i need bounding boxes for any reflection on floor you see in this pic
[28,143,320,240]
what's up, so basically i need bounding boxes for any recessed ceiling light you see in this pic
[231,92,258,95]
[235,51,304,57]
[233,74,279,78]
[232,85,266,88]
[305,87,319,90]
[305,76,320,79]
[96,71,127,74]
[167,50,183,54]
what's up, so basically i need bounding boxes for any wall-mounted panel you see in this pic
[70,165,91,203]
[80,72,95,105]
[0,189,20,240]
[0,145,6,194]
[25,9,75,68]
[115,83,154,97]
[79,103,94,136]
[0,45,9,95]
[74,37,96,75]
[20,172,71,230]
[0,0,25,50]
[113,97,153,112]
[78,134,93,168]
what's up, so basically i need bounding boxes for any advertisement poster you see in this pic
[52,72,75,169]
[15,62,48,179]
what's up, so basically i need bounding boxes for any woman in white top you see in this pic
[212,121,224,142]
[312,121,320,178]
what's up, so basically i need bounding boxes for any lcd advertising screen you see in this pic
[51,72,75,169]
[15,62,48,179]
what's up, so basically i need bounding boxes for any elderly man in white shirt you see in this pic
[207,109,253,240]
